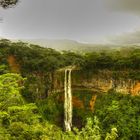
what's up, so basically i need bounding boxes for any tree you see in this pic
[0,73,25,111]
[0,0,19,9]
[94,92,140,139]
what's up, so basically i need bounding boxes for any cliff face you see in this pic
[8,55,140,96]
[51,70,140,112]
[77,78,140,95]
[53,70,140,96]
[7,55,20,73]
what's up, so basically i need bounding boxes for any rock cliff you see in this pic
[53,70,140,96]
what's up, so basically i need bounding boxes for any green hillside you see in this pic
[0,39,140,139]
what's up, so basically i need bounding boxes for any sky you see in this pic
[0,0,140,44]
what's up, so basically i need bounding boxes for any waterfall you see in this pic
[64,69,72,131]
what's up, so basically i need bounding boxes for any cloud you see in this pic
[105,0,140,45]
[106,0,140,14]
[0,17,3,23]
[109,30,140,45]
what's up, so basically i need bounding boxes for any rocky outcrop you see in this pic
[90,95,97,112]
[53,70,140,96]
[7,55,20,73]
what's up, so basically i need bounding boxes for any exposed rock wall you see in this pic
[7,55,20,73]
[53,70,140,96]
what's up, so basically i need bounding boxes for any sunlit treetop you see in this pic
[0,0,19,9]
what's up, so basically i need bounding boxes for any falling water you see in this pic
[64,69,72,131]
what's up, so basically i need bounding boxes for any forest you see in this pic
[0,39,140,139]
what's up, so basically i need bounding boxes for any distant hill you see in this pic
[21,39,120,53]
[2,38,140,53]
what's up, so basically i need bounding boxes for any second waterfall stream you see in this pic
[64,69,72,131]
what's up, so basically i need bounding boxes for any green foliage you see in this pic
[22,74,50,102]
[81,48,140,72]
[94,92,140,139]
[105,128,118,140]
[0,65,9,74]
[0,71,118,139]
[59,117,117,140]
[1,39,140,139]
[1,39,140,102]
[62,51,85,67]
[128,71,140,80]
[37,93,63,124]
[77,117,102,140]
[0,72,61,139]
[0,73,25,111]
[1,39,140,73]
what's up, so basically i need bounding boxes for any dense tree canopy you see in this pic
[0,0,18,8]
[81,48,140,71]
[94,91,140,139]
[0,39,140,139]
[0,71,118,139]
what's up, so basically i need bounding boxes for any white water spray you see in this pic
[64,69,72,131]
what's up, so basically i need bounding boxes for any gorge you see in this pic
[1,40,140,139]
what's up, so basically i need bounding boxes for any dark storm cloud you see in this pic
[106,0,140,44]
[110,30,140,45]
[107,0,140,14]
